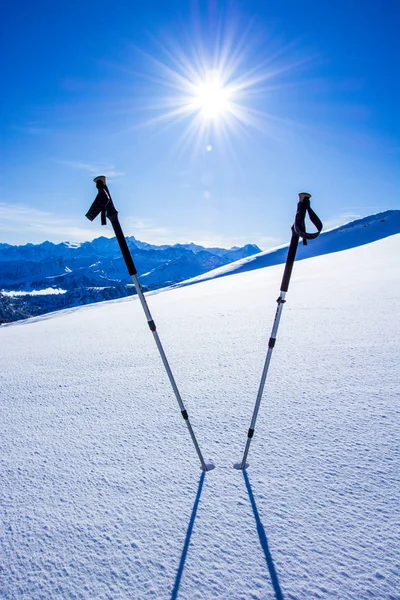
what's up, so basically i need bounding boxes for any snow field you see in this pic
[1,235,399,599]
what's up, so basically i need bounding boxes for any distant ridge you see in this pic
[174,210,400,288]
[1,210,399,323]
[0,236,261,323]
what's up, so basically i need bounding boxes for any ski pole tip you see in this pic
[201,462,216,472]
[233,462,249,471]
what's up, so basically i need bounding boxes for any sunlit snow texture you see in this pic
[1,235,399,599]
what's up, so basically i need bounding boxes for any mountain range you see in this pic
[1,209,399,324]
[0,237,261,323]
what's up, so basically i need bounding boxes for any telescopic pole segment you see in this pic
[87,177,209,472]
[240,289,288,470]
[239,193,313,470]
[130,273,208,472]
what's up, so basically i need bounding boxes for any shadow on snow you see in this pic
[170,470,284,599]
[243,470,285,600]
[170,471,205,600]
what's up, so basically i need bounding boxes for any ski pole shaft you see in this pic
[240,192,322,470]
[240,289,287,470]
[130,272,207,471]
[86,176,208,472]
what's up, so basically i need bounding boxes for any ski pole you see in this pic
[85,176,210,472]
[238,192,323,470]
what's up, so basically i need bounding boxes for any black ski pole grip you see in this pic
[85,176,118,223]
[293,192,323,244]
[280,192,323,292]
[85,176,137,276]
[280,232,299,292]
[111,218,137,276]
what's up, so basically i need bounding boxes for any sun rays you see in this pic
[129,18,308,158]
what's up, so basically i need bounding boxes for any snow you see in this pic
[1,234,399,599]
[64,243,82,249]
[1,288,67,297]
[172,210,400,289]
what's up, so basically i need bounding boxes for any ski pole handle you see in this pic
[298,192,311,203]
[293,192,323,243]
[85,175,118,225]
[85,176,137,275]
[280,192,323,292]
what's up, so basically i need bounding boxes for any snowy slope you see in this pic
[173,209,400,288]
[1,235,399,599]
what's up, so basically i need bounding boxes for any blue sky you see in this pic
[1,0,399,248]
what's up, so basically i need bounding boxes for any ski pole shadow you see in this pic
[170,471,205,600]
[243,470,285,600]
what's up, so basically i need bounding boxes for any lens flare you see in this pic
[134,19,307,156]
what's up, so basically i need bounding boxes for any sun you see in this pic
[189,72,233,121]
[136,20,304,154]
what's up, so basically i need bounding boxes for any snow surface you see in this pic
[1,288,67,297]
[1,235,399,599]
[171,210,400,289]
